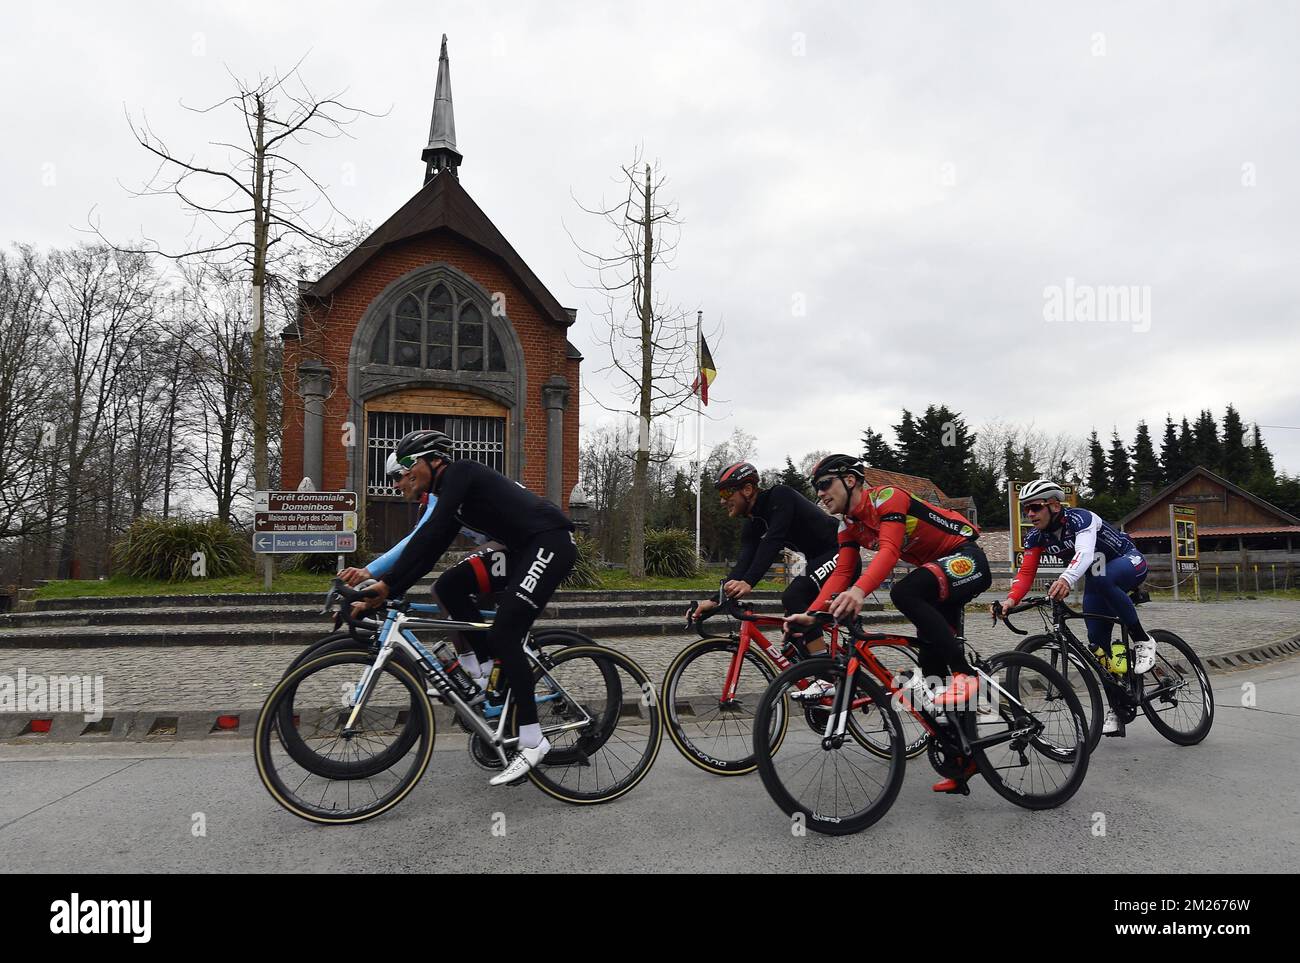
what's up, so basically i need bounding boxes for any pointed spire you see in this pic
[423,34,463,183]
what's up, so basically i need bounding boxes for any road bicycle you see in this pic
[255,583,662,824]
[663,593,929,775]
[751,612,1090,836]
[995,593,1213,751]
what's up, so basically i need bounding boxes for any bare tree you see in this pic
[95,61,378,508]
[29,244,155,578]
[571,154,698,575]
[0,249,56,545]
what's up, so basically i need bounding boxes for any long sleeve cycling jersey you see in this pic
[1007,508,1140,603]
[810,485,979,611]
[728,485,838,586]
[367,495,489,579]
[381,460,573,598]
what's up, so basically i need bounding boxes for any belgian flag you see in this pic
[692,334,717,405]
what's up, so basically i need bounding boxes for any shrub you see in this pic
[562,533,604,589]
[113,517,253,581]
[643,528,699,578]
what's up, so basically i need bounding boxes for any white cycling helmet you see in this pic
[1019,479,1066,503]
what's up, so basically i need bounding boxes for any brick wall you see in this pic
[281,232,579,510]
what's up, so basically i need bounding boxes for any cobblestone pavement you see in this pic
[1,599,1297,712]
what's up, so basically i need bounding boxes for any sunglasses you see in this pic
[813,477,838,493]
[1023,502,1048,513]
[718,487,738,499]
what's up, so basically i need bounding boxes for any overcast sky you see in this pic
[4,0,1299,480]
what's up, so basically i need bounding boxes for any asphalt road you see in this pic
[2,658,1297,873]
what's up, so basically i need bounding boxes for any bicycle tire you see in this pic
[513,644,663,805]
[753,657,906,836]
[1139,630,1214,745]
[255,649,435,825]
[969,650,1089,810]
[661,635,785,775]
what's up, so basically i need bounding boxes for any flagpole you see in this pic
[695,309,702,561]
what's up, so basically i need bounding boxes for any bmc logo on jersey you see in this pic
[519,549,555,595]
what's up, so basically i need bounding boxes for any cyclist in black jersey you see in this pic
[688,462,851,653]
[352,429,576,786]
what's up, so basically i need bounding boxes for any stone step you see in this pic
[2,595,845,630]
[27,587,787,613]
[0,609,901,649]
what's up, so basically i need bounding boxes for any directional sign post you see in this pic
[252,492,361,590]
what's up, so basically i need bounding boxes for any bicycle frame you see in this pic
[343,603,595,766]
[825,630,1047,761]
[1025,601,1190,718]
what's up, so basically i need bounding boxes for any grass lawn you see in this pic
[32,569,786,600]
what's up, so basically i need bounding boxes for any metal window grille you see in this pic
[367,411,505,496]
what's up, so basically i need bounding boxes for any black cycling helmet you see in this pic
[393,428,454,471]
[714,461,760,491]
[810,453,865,485]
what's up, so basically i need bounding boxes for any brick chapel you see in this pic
[279,36,582,547]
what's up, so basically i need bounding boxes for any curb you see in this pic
[5,631,1298,744]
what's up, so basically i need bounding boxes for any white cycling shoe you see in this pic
[489,737,551,786]
[1102,708,1121,735]
[1132,637,1156,675]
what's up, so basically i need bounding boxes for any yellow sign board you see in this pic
[1170,504,1200,600]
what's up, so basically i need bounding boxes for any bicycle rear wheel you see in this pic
[661,636,784,775]
[254,649,435,825]
[1139,630,1213,745]
[1012,633,1104,753]
[514,645,663,804]
[753,657,906,836]
[969,651,1089,810]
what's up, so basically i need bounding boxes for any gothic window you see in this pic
[369,278,508,373]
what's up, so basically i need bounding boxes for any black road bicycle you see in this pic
[994,594,1213,752]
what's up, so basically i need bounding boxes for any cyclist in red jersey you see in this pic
[786,455,992,791]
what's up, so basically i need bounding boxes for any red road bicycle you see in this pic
[751,612,1090,835]
[662,595,930,775]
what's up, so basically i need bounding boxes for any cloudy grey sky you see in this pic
[4,1,1299,477]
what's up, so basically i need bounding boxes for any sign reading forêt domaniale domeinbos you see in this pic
[254,491,357,512]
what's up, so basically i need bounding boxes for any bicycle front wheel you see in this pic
[1139,630,1214,745]
[969,651,1089,810]
[753,657,906,836]
[255,649,435,825]
[661,636,784,775]
[1013,633,1104,753]
[513,644,663,805]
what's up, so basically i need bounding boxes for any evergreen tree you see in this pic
[968,462,1005,528]
[1220,405,1250,485]
[1086,430,1110,495]
[1132,420,1160,494]
[861,428,898,470]
[779,456,813,499]
[1177,417,1194,475]
[1248,423,1277,493]
[1107,430,1132,495]
[920,405,975,497]
[1192,409,1221,472]
[1159,415,1180,484]
[892,409,925,477]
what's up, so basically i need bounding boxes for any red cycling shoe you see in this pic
[934,673,979,710]
[932,761,977,793]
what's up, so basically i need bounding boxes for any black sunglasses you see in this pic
[813,477,839,493]
[1023,502,1048,513]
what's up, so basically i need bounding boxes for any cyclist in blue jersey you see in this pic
[1001,479,1154,734]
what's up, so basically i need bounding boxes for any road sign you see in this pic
[252,532,357,554]
[254,511,357,533]
[253,491,357,512]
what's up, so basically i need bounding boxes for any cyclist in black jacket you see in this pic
[352,429,576,786]
[688,462,853,653]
